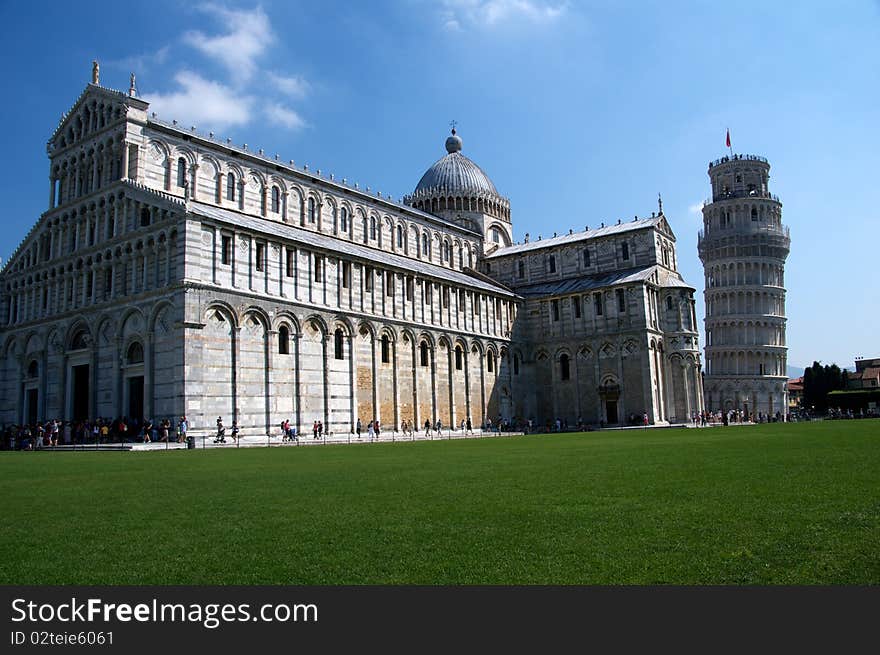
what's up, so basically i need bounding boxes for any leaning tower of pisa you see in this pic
[698,153,790,419]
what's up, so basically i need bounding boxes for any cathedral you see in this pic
[0,66,704,435]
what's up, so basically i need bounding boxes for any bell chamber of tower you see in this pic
[698,154,791,419]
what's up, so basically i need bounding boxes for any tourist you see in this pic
[424,419,431,437]
[313,420,318,439]
[356,418,362,439]
[214,416,226,443]
[368,421,375,441]
[231,421,239,443]
[466,417,473,435]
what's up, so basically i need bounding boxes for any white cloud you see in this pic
[147,71,253,129]
[184,5,274,83]
[107,45,170,73]
[265,103,307,131]
[441,0,566,29]
[267,72,311,99]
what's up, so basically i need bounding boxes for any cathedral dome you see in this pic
[413,129,499,197]
[405,128,510,225]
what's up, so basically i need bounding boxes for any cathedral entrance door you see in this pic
[605,400,618,425]
[128,376,145,422]
[71,364,90,421]
[26,388,38,425]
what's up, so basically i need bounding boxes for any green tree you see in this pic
[802,361,848,412]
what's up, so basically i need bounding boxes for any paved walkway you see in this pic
[28,421,754,452]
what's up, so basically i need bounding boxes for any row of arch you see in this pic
[195,302,511,435]
[406,191,511,222]
[1,300,176,425]
[704,350,787,377]
[149,139,483,271]
[13,190,177,276]
[703,201,782,234]
[705,261,785,288]
[705,320,786,347]
[705,290,786,317]
[52,95,124,151]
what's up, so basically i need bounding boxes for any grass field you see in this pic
[1,420,878,584]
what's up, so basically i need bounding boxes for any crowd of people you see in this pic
[2,416,190,450]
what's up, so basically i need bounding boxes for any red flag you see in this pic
[725,129,731,148]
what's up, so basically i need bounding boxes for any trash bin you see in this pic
[186,435,195,450]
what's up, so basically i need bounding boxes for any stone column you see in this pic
[463,348,471,427]
[447,343,455,427]
[479,351,487,426]
[392,337,400,430]
[322,334,331,432]
[144,332,154,420]
[370,332,378,424]
[348,333,357,434]
[430,343,438,425]
[232,326,241,425]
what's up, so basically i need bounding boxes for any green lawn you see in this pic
[1,421,878,584]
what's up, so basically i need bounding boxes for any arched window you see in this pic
[70,330,90,350]
[666,296,673,311]
[381,334,390,364]
[560,354,570,381]
[271,186,280,213]
[487,351,495,373]
[140,207,151,227]
[751,207,758,221]
[621,242,629,260]
[278,325,290,354]
[334,328,344,360]
[518,261,525,278]
[422,234,429,257]
[513,354,520,375]
[340,207,348,233]
[420,341,429,367]
[27,361,38,378]
[491,227,501,243]
[443,241,450,263]
[227,173,236,201]
[548,255,556,273]
[176,158,186,188]
[308,197,316,223]
[369,216,377,240]
[127,341,144,364]
[396,225,404,249]
[455,346,463,370]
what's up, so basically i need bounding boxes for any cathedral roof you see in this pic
[412,129,500,198]
[188,201,518,298]
[513,265,694,298]
[484,216,671,259]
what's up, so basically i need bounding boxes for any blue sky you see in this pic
[1,1,877,370]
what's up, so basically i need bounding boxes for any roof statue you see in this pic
[91,60,99,85]
[129,72,137,97]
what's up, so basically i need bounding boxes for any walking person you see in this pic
[368,421,375,441]
[214,416,226,443]
[178,416,188,444]
[231,421,239,443]
[424,418,431,438]
[356,418,362,440]
[466,417,473,435]
[313,420,319,439]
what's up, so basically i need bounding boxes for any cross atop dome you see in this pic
[445,122,463,153]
